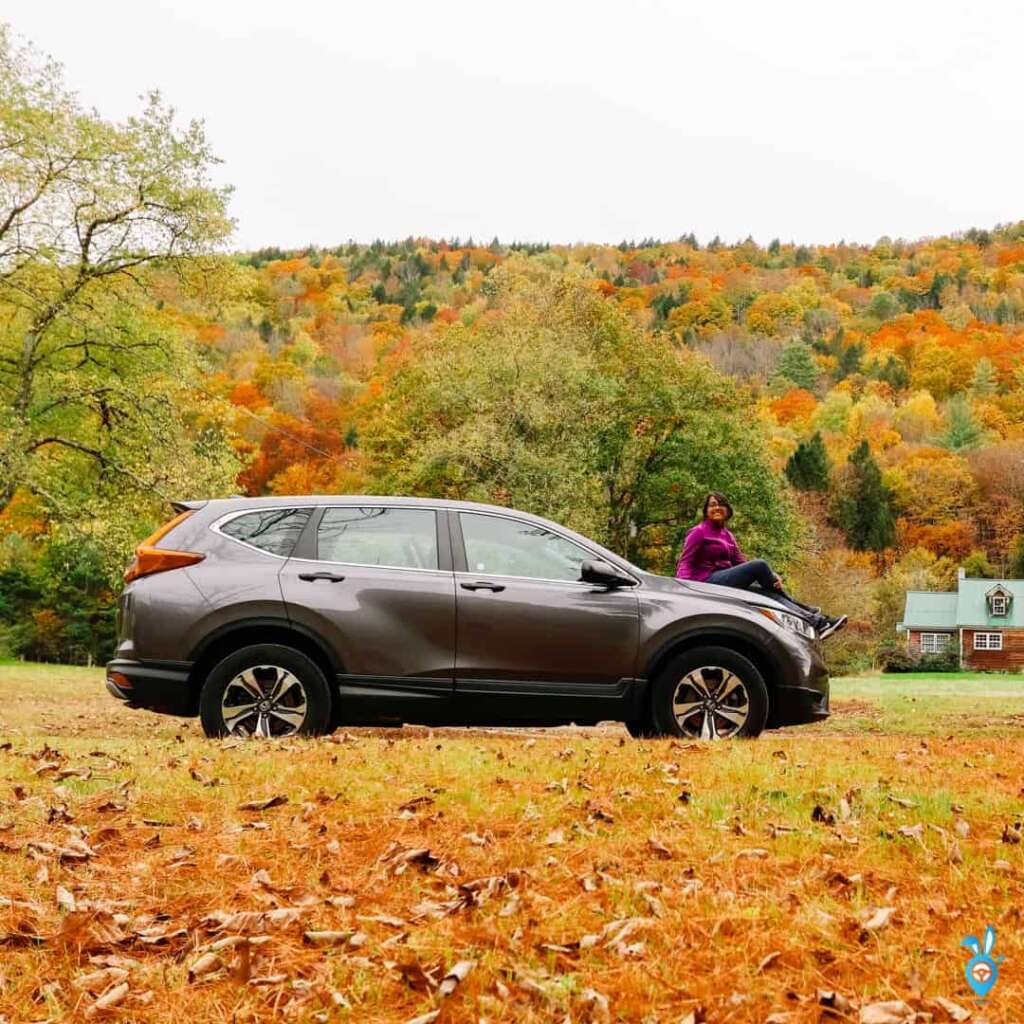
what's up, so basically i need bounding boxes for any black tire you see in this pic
[648,646,769,740]
[624,706,657,739]
[199,644,332,739]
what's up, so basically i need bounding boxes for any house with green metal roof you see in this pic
[898,569,1024,670]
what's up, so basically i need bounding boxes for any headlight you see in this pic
[760,608,816,640]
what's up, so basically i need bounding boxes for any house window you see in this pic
[920,633,951,654]
[991,595,1007,616]
[974,632,1003,651]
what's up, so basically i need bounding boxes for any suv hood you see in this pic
[639,571,810,619]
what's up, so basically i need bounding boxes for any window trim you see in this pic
[990,595,1007,616]
[211,506,315,559]
[452,509,640,587]
[919,632,951,654]
[974,631,1003,651]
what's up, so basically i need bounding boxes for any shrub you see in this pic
[878,643,959,672]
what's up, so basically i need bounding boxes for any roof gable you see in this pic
[956,578,1024,627]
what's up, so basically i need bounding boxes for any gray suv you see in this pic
[106,496,829,739]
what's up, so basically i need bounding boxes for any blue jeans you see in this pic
[706,560,818,621]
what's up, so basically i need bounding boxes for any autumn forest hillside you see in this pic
[7,221,1024,669]
[6,222,1024,670]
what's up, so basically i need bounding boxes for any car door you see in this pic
[279,504,456,712]
[451,510,640,719]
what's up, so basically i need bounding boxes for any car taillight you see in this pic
[124,511,205,583]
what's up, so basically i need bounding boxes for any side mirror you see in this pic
[580,559,636,588]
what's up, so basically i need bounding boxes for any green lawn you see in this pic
[3,658,1024,740]
[820,671,1024,736]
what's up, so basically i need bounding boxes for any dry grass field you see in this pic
[1,661,1023,1023]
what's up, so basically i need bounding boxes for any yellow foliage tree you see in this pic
[892,390,941,442]
[746,292,804,335]
[881,445,978,525]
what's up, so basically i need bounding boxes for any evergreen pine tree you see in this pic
[833,341,863,381]
[969,357,997,396]
[836,440,895,552]
[941,394,985,451]
[771,340,820,391]
[785,432,830,491]
[873,354,910,390]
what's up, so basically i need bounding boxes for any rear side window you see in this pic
[219,508,311,557]
[318,507,438,570]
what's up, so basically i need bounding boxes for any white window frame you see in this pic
[990,595,1007,616]
[919,633,951,654]
[974,632,1003,651]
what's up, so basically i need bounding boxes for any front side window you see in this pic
[219,508,311,557]
[920,633,950,654]
[991,595,1007,616]
[460,513,593,582]
[974,632,1003,651]
[318,507,438,570]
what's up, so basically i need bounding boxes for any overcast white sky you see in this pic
[6,1,1022,249]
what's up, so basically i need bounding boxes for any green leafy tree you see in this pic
[360,265,795,571]
[0,28,240,569]
[785,432,830,491]
[771,340,820,392]
[834,440,895,552]
[962,549,995,579]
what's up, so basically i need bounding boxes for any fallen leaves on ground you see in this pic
[1,697,1023,1023]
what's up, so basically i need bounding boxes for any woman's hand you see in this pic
[773,574,784,590]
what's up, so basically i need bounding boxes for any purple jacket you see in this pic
[675,520,747,582]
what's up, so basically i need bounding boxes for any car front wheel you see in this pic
[199,644,332,739]
[649,646,768,739]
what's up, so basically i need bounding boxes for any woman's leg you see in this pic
[707,560,822,622]
[706,558,777,592]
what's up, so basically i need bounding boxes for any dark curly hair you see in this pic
[702,491,734,520]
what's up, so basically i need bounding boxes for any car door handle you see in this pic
[460,580,506,592]
[298,571,346,582]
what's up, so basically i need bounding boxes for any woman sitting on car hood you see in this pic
[675,492,846,640]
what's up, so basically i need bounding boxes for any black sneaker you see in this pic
[817,615,848,640]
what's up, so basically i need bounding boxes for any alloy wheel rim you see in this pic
[221,665,308,737]
[671,666,750,739]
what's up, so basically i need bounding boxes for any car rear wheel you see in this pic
[649,646,768,739]
[199,644,332,739]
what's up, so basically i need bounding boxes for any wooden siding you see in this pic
[962,628,1024,671]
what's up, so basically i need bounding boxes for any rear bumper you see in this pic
[105,659,196,716]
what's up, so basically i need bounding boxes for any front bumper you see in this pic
[767,637,830,727]
[105,659,196,716]
[769,683,830,726]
